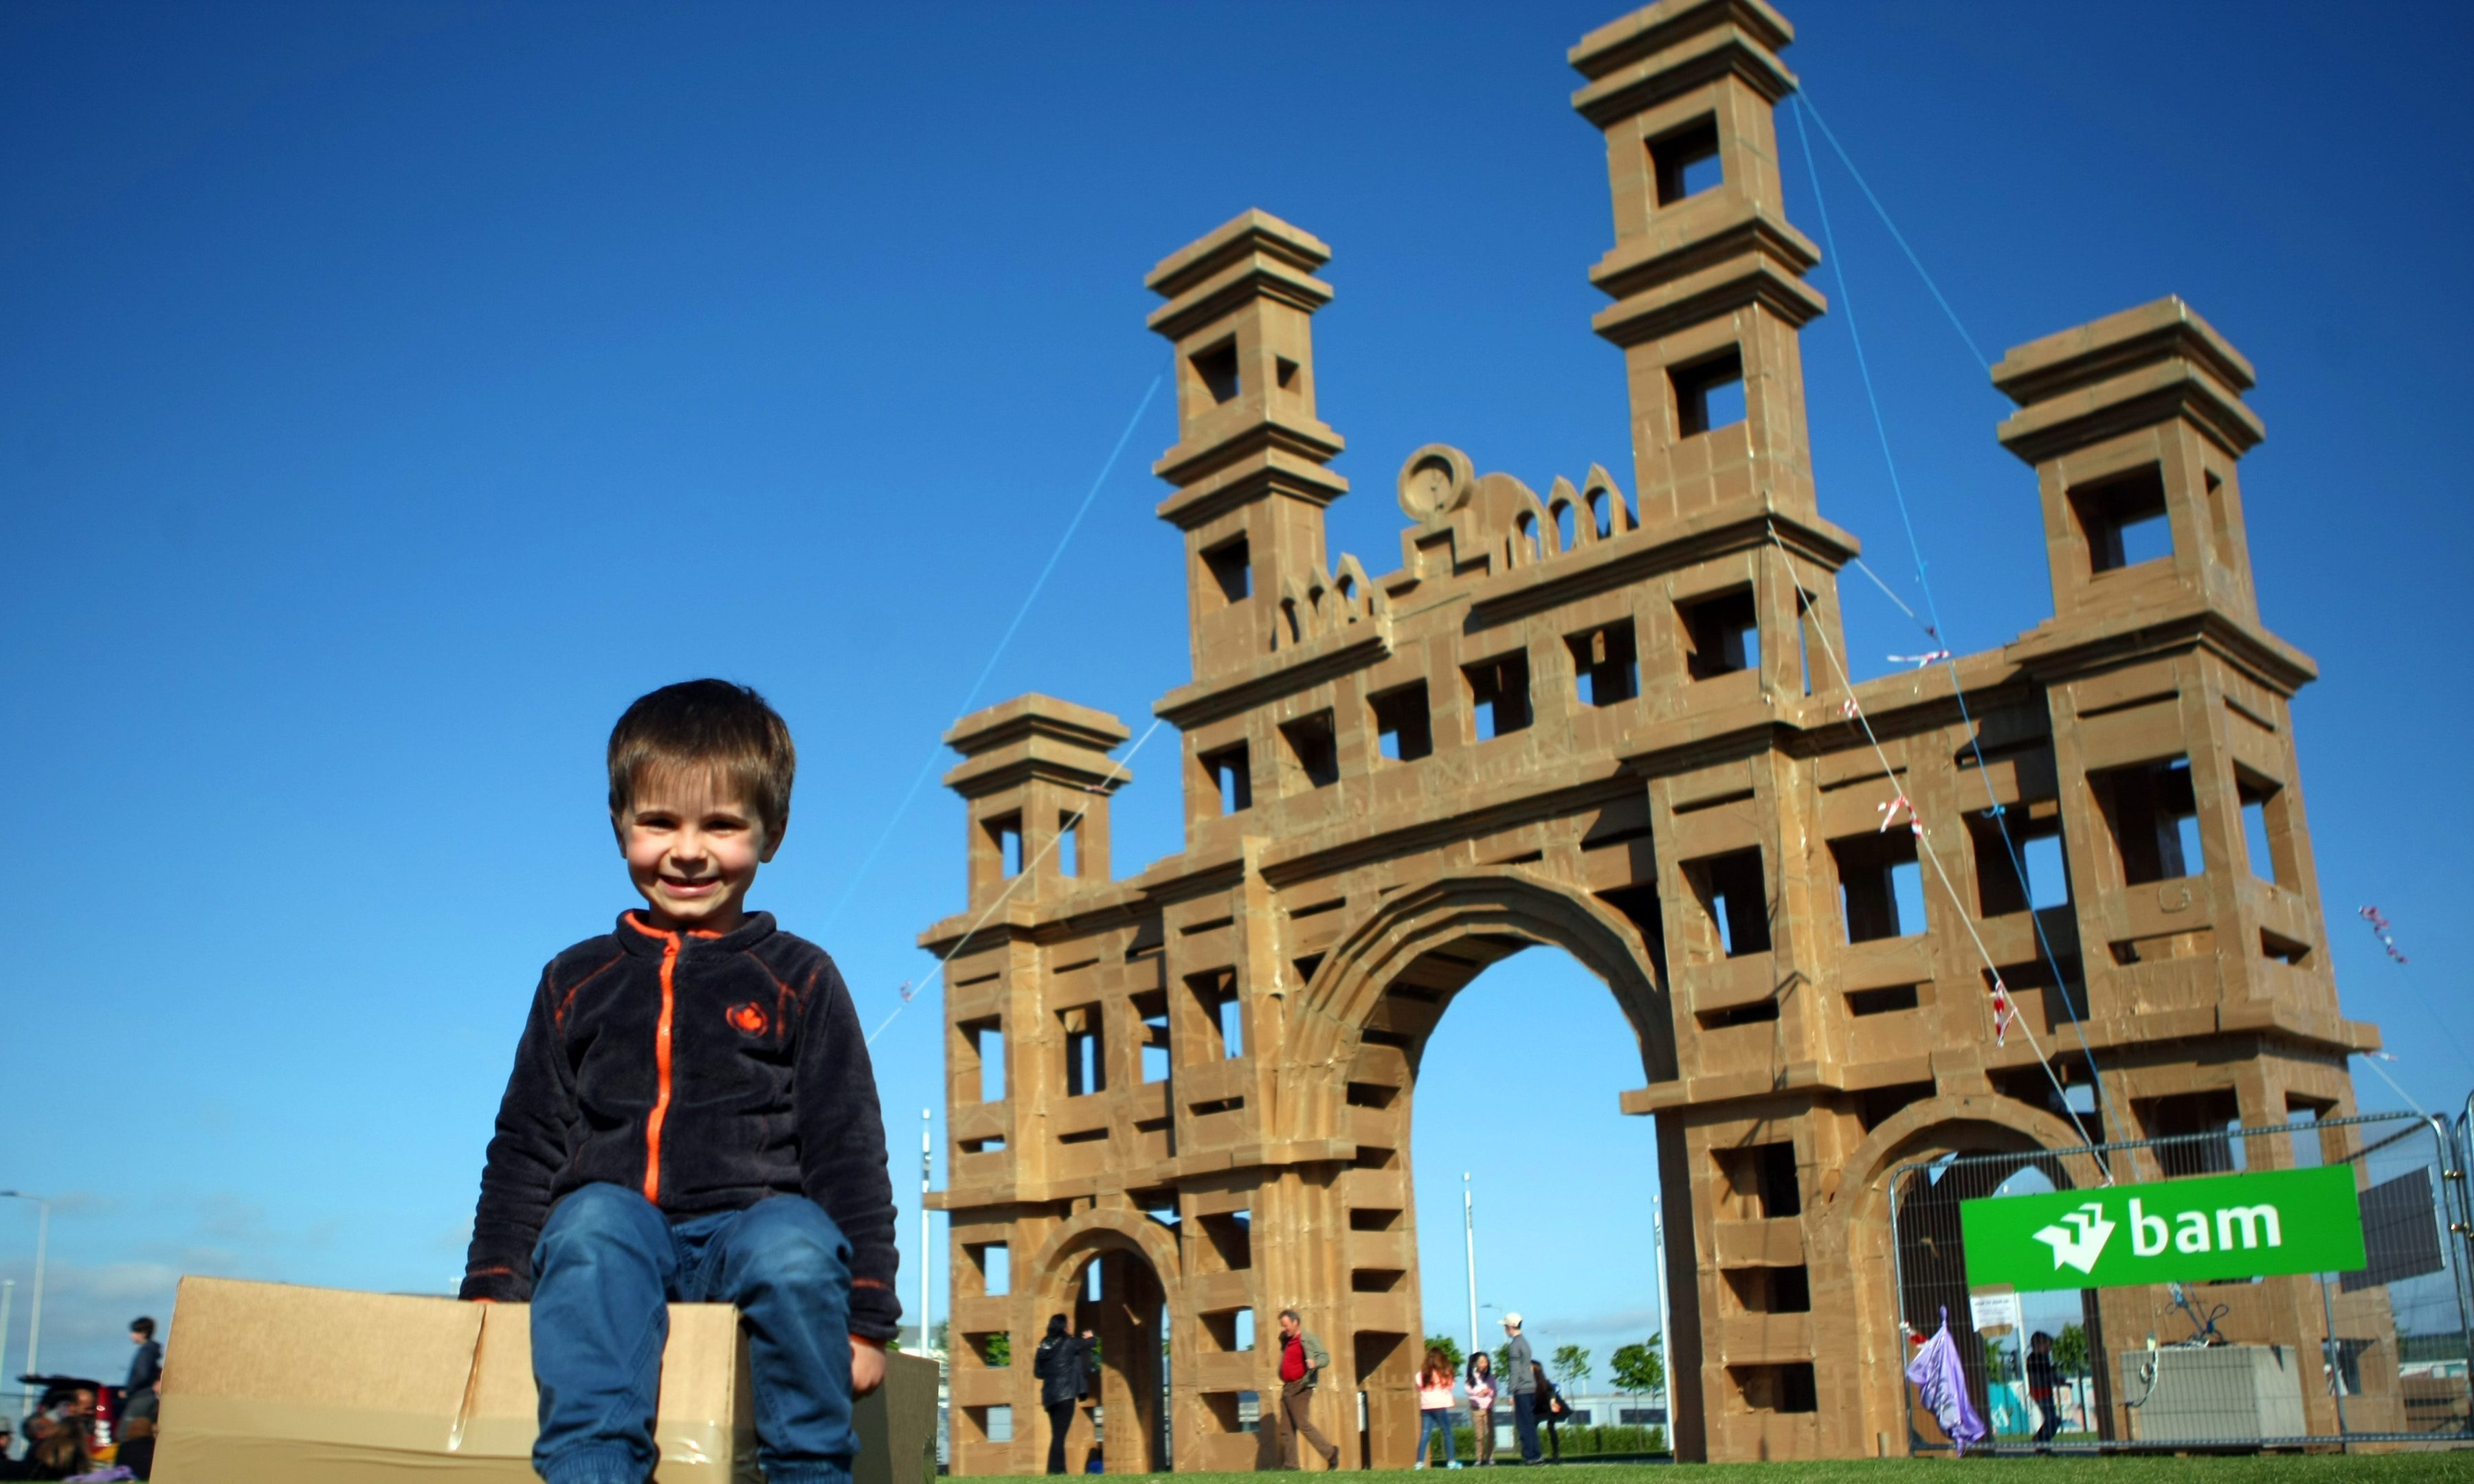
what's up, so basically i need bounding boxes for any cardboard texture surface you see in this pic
[154,1276,928,1484]
[925,0,2380,1466]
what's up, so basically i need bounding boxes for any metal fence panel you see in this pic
[1888,1110,2474,1452]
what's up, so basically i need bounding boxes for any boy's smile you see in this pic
[615,769,779,934]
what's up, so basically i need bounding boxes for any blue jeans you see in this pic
[531,1184,856,1484]
[1512,1392,1541,1462]
[1418,1408,1456,1465]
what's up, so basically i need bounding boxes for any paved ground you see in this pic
[954,1454,2474,1483]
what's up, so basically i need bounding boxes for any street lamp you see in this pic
[1651,1193,1670,1413]
[0,1191,49,1415]
[1462,1173,1479,1365]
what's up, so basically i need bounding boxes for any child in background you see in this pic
[461,680,900,1484]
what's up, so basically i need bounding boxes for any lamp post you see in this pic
[920,1109,933,1358]
[0,1192,49,1415]
[1651,1193,1670,1413]
[1463,1173,1479,1365]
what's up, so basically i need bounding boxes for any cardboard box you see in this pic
[156,1276,939,1484]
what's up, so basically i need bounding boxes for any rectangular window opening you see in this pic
[1671,348,1746,438]
[1135,989,1170,1083]
[961,1018,1005,1103]
[1191,338,1240,406]
[1680,587,1759,680]
[1464,651,1534,739]
[1201,533,1251,604]
[1187,969,1243,1059]
[958,1135,1005,1155]
[1847,983,1921,1017]
[1201,741,1252,814]
[980,1404,1013,1443]
[1723,1264,1813,1315]
[984,813,1023,877]
[1200,1210,1253,1272]
[1565,620,1640,707]
[1275,357,1300,390]
[2262,929,2311,967]
[1696,998,1780,1031]
[2092,756,2202,885]
[1370,682,1434,762]
[2072,464,2172,573]
[1056,813,1082,877]
[2238,769,2297,888]
[1060,1006,1106,1097]
[1717,1140,1801,1219]
[1689,847,1772,957]
[1280,709,1341,789]
[1831,831,1924,943]
[1650,115,1721,205]
[970,1242,1010,1296]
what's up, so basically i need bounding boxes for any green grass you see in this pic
[952,1455,2474,1483]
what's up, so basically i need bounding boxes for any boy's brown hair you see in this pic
[608,679,796,840]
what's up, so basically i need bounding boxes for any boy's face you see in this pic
[614,767,778,934]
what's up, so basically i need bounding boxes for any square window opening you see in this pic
[2072,464,2172,574]
[1201,741,1252,813]
[1832,830,1924,943]
[1371,682,1434,762]
[980,1404,1013,1443]
[1280,710,1340,789]
[1199,1210,1253,1272]
[1970,811,2068,914]
[1688,848,1772,957]
[1191,338,1240,406]
[1651,115,1721,205]
[1566,620,1640,707]
[1680,587,1759,680]
[1464,651,1534,739]
[1201,535,1251,604]
[2093,756,2201,885]
[1717,1140,1801,1219]
[1671,348,1746,438]
[1275,357,1300,390]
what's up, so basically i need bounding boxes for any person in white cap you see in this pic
[1501,1312,1541,1463]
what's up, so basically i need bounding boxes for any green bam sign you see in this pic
[1959,1165,2367,1290]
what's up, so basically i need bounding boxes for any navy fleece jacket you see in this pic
[460,910,902,1339]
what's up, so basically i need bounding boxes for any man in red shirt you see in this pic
[1273,1309,1341,1470]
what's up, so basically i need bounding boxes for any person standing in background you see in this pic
[2026,1331,2061,1449]
[123,1317,164,1426]
[1033,1314,1095,1476]
[1502,1314,1540,1465]
[1413,1347,1457,1468]
[1464,1351,1498,1467]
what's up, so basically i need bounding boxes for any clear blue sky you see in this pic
[5,1,2470,1386]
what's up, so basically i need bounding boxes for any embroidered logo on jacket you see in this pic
[725,1001,771,1036]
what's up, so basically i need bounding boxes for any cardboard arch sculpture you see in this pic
[924,0,2380,1466]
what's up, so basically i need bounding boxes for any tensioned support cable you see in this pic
[1787,95,2123,1148]
[822,374,1166,938]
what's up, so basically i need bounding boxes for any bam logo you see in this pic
[2031,1202,2117,1274]
[2131,1197,2283,1256]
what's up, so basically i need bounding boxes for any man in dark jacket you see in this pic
[2026,1331,2062,1446]
[1033,1315,1095,1474]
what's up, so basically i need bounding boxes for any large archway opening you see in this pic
[1027,1230,1172,1474]
[1407,945,1673,1458]
[1287,870,1682,1467]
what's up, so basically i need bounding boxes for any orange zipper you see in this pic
[643,934,679,1203]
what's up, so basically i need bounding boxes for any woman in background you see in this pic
[1414,1347,1458,1468]
[1532,1362,1571,1463]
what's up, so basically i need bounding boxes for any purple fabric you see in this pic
[1906,1314,1988,1455]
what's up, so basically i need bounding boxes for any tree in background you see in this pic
[1425,1334,1465,1373]
[1552,1345,1592,1391]
[1609,1335,1664,1398]
[1494,1343,1514,1382]
[2053,1323,2090,1378]
[982,1333,1012,1367]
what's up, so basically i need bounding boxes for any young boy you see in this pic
[461,679,899,1484]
